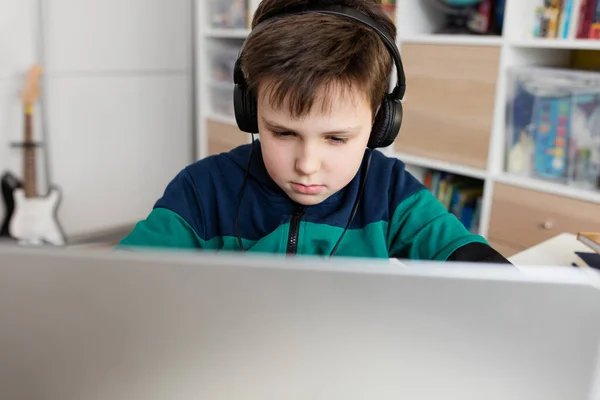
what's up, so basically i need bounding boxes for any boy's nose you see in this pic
[295,146,321,176]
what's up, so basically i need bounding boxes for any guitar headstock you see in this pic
[20,64,43,108]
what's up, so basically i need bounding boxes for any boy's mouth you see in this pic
[291,182,325,195]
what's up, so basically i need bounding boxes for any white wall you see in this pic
[0,0,194,240]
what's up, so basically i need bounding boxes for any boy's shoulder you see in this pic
[368,149,417,179]
[177,143,255,191]
[152,143,255,231]
[156,143,254,210]
[364,149,426,208]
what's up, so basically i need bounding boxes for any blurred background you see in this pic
[1,0,194,246]
[2,0,600,260]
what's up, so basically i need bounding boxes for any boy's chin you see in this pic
[286,191,330,206]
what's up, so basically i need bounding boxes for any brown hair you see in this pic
[241,0,396,119]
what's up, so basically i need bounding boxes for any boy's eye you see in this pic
[273,131,295,138]
[272,131,347,144]
[327,136,348,144]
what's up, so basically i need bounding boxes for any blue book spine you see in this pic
[561,0,574,38]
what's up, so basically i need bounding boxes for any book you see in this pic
[381,0,396,24]
[577,231,600,254]
[573,251,600,270]
[541,0,563,38]
[529,0,600,39]
[421,169,483,233]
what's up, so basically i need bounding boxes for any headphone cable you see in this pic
[329,148,373,258]
[235,134,255,252]
[235,142,373,257]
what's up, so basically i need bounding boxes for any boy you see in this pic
[119,0,509,263]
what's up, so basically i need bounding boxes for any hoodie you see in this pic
[118,141,507,262]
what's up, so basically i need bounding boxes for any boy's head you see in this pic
[239,0,397,205]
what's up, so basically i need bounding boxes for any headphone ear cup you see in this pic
[234,84,259,133]
[368,95,403,149]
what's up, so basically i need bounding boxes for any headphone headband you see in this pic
[238,4,406,101]
[233,3,405,148]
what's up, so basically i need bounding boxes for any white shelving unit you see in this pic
[394,151,488,181]
[205,28,251,38]
[195,0,600,254]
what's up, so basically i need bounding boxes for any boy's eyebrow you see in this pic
[262,118,361,135]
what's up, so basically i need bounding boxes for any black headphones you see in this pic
[233,4,406,149]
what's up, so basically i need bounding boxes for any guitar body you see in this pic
[9,186,66,246]
[0,172,23,238]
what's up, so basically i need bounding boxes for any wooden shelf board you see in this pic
[395,151,488,180]
[400,34,503,46]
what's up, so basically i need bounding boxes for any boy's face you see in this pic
[257,82,373,206]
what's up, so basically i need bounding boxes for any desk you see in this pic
[509,233,590,267]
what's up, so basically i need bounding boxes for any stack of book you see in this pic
[531,0,600,39]
[422,170,483,234]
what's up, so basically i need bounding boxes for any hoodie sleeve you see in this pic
[117,169,205,250]
[387,188,509,263]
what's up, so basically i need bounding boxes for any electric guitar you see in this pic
[9,65,66,246]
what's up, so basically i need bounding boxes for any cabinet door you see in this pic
[488,183,600,249]
[207,119,249,156]
[394,44,500,170]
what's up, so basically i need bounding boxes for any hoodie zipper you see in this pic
[286,206,306,254]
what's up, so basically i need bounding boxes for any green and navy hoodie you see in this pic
[119,141,508,263]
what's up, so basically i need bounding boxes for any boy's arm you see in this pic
[388,188,510,264]
[117,169,205,250]
[118,208,204,249]
[446,241,510,263]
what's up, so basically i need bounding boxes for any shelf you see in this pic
[494,173,600,204]
[399,34,503,47]
[509,38,600,51]
[205,28,250,39]
[195,0,600,241]
[395,151,488,180]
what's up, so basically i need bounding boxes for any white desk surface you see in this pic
[509,233,591,267]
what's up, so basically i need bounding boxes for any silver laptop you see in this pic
[1,245,599,400]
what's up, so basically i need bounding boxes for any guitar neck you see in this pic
[23,107,37,198]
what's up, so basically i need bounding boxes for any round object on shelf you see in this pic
[446,0,482,6]
[427,0,484,34]
[541,221,554,230]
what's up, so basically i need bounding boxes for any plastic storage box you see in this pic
[208,41,241,84]
[208,0,246,29]
[505,66,600,189]
[210,86,235,119]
